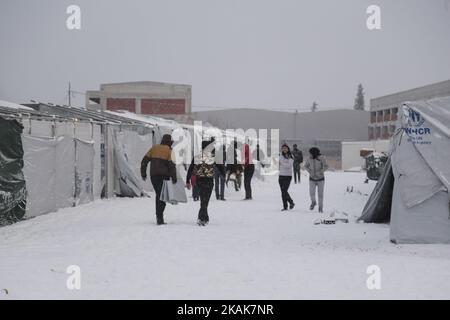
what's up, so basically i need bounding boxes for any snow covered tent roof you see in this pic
[23,102,156,127]
[359,95,450,243]
[106,110,181,129]
[0,100,34,111]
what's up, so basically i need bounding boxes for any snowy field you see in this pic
[1,171,450,300]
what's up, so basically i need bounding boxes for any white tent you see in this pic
[360,96,450,244]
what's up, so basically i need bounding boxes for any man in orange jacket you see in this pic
[141,134,177,225]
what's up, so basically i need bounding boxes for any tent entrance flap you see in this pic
[359,157,393,223]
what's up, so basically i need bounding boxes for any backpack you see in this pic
[193,152,215,178]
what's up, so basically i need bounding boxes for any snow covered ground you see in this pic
[1,171,450,300]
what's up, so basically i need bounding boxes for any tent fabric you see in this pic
[116,130,153,193]
[22,135,76,218]
[388,98,450,243]
[112,129,144,197]
[0,117,27,224]
[22,135,95,217]
[92,124,102,200]
[390,183,450,244]
[391,130,446,208]
[393,97,450,208]
[358,158,394,223]
[75,139,95,206]
[361,95,450,243]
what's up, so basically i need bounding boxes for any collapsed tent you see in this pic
[360,96,450,244]
[0,117,27,224]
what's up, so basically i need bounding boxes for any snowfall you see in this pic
[1,171,450,300]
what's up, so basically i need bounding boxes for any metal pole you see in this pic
[68,82,71,107]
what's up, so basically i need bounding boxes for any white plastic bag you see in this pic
[160,180,187,205]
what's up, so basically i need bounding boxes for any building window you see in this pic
[391,107,398,121]
[382,126,389,139]
[369,127,375,140]
[384,109,391,122]
[375,126,381,139]
[377,111,383,123]
[370,112,377,123]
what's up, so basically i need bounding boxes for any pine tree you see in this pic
[311,101,318,112]
[354,84,365,110]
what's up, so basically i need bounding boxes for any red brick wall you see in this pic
[106,98,136,112]
[141,99,185,115]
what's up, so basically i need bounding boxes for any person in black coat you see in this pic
[292,144,303,184]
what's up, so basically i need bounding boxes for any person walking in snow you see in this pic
[243,141,254,200]
[141,134,177,225]
[292,144,303,184]
[278,144,295,211]
[226,140,243,192]
[304,147,329,213]
[214,144,227,201]
[186,140,226,226]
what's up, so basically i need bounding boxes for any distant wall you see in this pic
[192,109,369,143]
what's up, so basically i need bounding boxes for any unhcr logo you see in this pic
[402,105,432,144]
[405,107,425,127]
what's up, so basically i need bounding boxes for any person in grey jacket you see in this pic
[304,147,328,213]
[278,144,295,211]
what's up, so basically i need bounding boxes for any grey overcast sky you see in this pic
[1,0,450,111]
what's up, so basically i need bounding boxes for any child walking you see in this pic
[304,147,328,213]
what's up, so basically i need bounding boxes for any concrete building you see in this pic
[192,108,370,169]
[369,79,450,140]
[86,81,192,122]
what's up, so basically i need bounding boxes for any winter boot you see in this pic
[310,201,316,211]
[289,202,295,210]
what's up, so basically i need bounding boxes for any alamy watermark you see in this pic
[66,265,81,290]
[66,5,81,30]
[367,5,382,30]
[170,121,279,172]
[366,265,381,290]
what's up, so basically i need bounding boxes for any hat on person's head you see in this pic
[309,147,321,159]
[161,134,173,146]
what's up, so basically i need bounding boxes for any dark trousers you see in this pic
[278,176,293,209]
[192,184,200,200]
[151,175,166,223]
[197,178,214,223]
[214,167,225,199]
[293,165,301,184]
[244,164,255,199]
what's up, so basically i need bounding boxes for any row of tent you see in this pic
[0,101,160,224]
